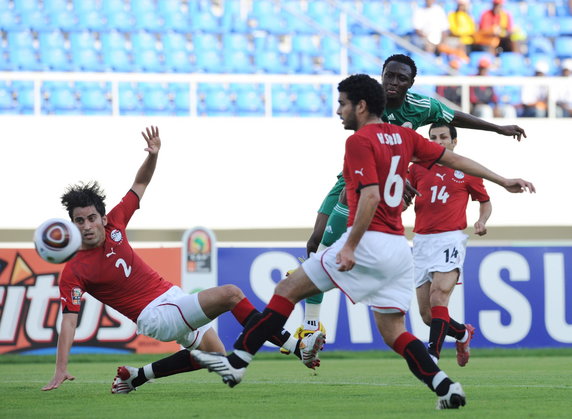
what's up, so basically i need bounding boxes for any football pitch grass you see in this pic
[1,348,571,418]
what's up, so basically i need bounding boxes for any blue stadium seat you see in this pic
[555,36,572,58]
[45,86,78,115]
[131,0,156,15]
[106,10,136,32]
[527,36,555,56]
[527,3,548,19]
[158,0,182,15]
[189,10,221,33]
[195,50,225,73]
[199,88,234,116]
[498,52,529,76]
[13,0,36,12]
[49,9,78,31]
[251,0,288,34]
[132,31,157,51]
[529,53,558,75]
[102,48,134,72]
[134,49,165,73]
[79,85,111,115]
[192,33,220,52]
[172,85,190,115]
[41,47,71,71]
[235,89,265,116]
[307,0,339,33]
[164,49,193,72]
[72,48,103,71]
[163,32,189,52]
[39,30,66,53]
[294,89,326,117]
[351,2,388,34]
[135,11,165,32]
[119,84,142,115]
[348,52,378,74]
[225,50,255,73]
[496,85,522,106]
[76,10,107,31]
[141,88,173,115]
[8,47,40,70]
[271,86,293,116]
[44,0,69,13]
[0,9,20,30]
[255,50,289,73]
[0,84,14,114]
[14,81,34,114]
[102,0,126,14]
[322,51,341,73]
[292,35,320,55]
[8,30,34,51]
[70,31,97,51]
[222,33,251,54]
[162,10,189,32]
[20,9,50,31]
[558,16,572,35]
[101,31,127,51]
[73,0,98,14]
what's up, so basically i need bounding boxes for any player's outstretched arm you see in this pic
[451,110,527,141]
[438,150,536,194]
[42,313,78,391]
[131,125,161,200]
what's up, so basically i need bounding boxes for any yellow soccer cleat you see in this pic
[279,322,327,355]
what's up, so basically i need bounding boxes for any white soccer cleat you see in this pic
[190,350,245,388]
[299,330,325,369]
[436,382,466,410]
[111,366,138,394]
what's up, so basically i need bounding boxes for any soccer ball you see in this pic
[34,218,82,264]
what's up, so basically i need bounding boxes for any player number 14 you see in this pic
[430,185,450,203]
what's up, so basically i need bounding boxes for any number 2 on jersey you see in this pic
[115,258,132,277]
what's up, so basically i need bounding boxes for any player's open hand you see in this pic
[41,371,75,391]
[503,178,536,194]
[141,126,161,155]
[498,125,526,141]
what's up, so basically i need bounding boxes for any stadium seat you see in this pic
[44,0,69,13]
[294,90,326,117]
[79,85,111,115]
[555,36,572,58]
[225,50,255,73]
[251,1,288,34]
[163,32,189,52]
[39,30,66,53]
[106,10,136,32]
[164,49,193,73]
[222,33,251,54]
[527,36,555,56]
[20,9,50,31]
[498,52,529,76]
[76,10,107,31]
[0,9,20,31]
[102,0,126,14]
[118,84,142,115]
[271,85,293,116]
[49,10,78,31]
[41,47,71,71]
[307,0,339,33]
[322,50,341,73]
[189,10,221,33]
[135,11,165,32]
[45,86,78,115]
[14,81,34,114]
[7,30,35,52]
[558,16,572,35]
[195,50,225,73]
[292,35,320,55]
[199,89,234,116]
[172,85,190,115]
[134,49,165,73]
[0,84,14,114]
[141,88,173,115]
[102,49,134,72]
[162,10,189,32]
[101,31,128,52]
[529,53,558,75]
[73,0,98,14]
[132,32,157,51]
[131,0,156,15]
[235,89,265,116]
[8,47,40,71]
[192,33,220,52]
[255,50,289,73]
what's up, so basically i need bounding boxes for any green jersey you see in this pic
[382,91,455,130]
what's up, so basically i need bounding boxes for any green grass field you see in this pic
[1,349,571,418]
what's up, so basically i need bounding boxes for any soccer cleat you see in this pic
[279,321,327,356]
[436,382,466,410]
[299,330,326,369]
[111,366,138,394]
[190,350,245,388]
[455,324,475,367]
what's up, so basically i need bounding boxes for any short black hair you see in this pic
[61,181,106,220]
[382,54,418,81]
[429,121,457,140]
[337,74,386,117]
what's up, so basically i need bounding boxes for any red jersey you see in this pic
[59,190,173,322]
[408,164,490,234]
[343,123,445,235]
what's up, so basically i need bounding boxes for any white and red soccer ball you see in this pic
[34,218,81,264]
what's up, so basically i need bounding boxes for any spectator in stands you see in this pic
[520,61,549,118]
[447,0,477,56]
[474,0,515,55]
[556,59,572,118]
[411,0,449,55]
[469,57,516,118]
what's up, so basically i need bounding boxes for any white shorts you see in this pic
[136,286,213,349]
[412,230,468,288]
[303,229,414,314]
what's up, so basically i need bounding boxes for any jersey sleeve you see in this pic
[59,265,83,314]
[467,176,491,202]
[107,190,140,228]
[428,97,455,124]
[410,131,446,169]
[345,134,378,191]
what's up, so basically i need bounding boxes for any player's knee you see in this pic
[219,284,244,309]
[420,310,432,325]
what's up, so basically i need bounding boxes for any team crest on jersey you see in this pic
[110,229,123,243]
[454,170,465,179]
[402,122,413,129]
[72,287,82,305]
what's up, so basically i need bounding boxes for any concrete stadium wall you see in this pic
[1,115,570,242]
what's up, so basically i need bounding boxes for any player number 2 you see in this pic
[430,185,450,203]
[115,258,132,278]
[384,155,404,207]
